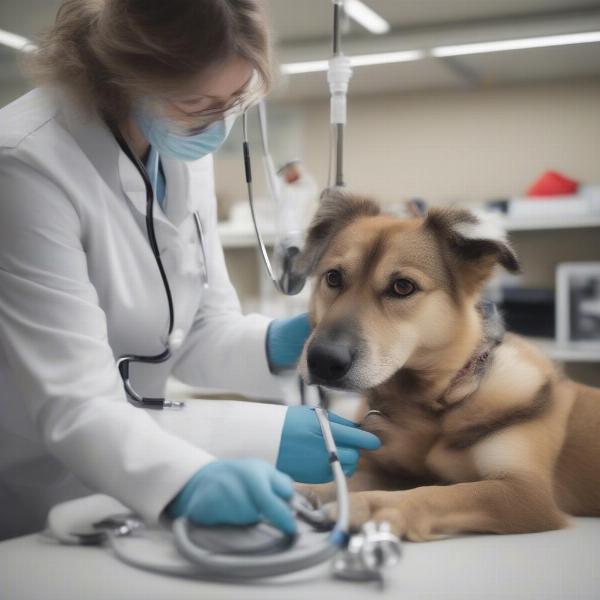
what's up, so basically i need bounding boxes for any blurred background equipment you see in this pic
[556,262,600,350]
[498,287,556,339]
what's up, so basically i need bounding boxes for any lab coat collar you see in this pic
[162,154,215,225]
[161,157,191,228]
[117,140,212,231]
[57,89,124,198]
[117,143,180,232]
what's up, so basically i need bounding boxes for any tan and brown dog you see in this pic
[295,189,600,541]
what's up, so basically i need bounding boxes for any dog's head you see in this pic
[297,189,520,391]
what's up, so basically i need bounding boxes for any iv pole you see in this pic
[329,0,353,188]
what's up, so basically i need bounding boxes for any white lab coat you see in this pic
[0,89,289,540]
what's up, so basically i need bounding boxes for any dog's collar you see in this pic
[435,341,498,410]
[443,300,504,399]
[363,408,385,420]
[367,301,504,414]
[450,348,492,385]
[365,346,497,417]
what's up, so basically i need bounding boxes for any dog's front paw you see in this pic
[295,482,338,505]
[324,490,447,542]
[323,491,399,532]
[375,497,448,542]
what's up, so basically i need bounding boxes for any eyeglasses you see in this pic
[151,82,262,135]
[167,101,244,135]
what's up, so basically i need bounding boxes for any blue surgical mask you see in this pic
[134,104,237,162]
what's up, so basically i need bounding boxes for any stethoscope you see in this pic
[109,102,312,411]
[96,1,401,582]
[102,115,400,582]
[107,0,345,409]
[109,121,209,410]
[72,124,359,572]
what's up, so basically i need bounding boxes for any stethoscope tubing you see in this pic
[103,407,349,580]
[108,121,184,409]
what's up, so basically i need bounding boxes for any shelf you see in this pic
[528,337,600,362]
[502,215,600,232]
[217,213,600,246]
[217,223,276,248]
[218,216,600,246]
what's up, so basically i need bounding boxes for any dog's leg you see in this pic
[336,380,575,540]
[333,474,569,541]
[296,482,338,505]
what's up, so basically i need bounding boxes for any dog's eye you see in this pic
[325,269,343,288]
[391,278,416,297]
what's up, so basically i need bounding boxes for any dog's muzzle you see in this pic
[306,325,360,386]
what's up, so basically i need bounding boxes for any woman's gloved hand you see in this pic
[166,458,297,535]
[266,312,311,372]
[276,406,381,483]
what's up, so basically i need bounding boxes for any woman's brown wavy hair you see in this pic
[25,0,272,120]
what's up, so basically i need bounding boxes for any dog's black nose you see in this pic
[307,340,353,383]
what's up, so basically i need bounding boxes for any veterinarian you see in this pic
[0,0,380,541]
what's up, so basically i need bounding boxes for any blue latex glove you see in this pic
[166,458,296,535]
[266,312,311,372]
[276,406,381,483]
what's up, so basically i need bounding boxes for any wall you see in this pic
[298,78,600,204]
[216,78,600,292]
[0,78,30,109]
[215,77,600,206]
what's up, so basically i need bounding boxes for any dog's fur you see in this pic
[296,189,600,541]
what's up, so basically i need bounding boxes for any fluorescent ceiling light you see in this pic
[281,50,424,75]
[432,30,600,57]
[344,0,390,35]
[0,28,36,52]
[351,49,424,67]
[281,60,330,75]
[282,29,600,75]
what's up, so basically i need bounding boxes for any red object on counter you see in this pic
[526,171,579,197]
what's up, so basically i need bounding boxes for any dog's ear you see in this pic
[424,207,520,292]
[295,188,380,278]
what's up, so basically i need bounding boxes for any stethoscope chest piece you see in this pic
[332,520,402,583]
[183,522,294,555]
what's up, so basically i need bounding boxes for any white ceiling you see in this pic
[1,1,600,41]
[1,0,600,98]
[268,0,600,42]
